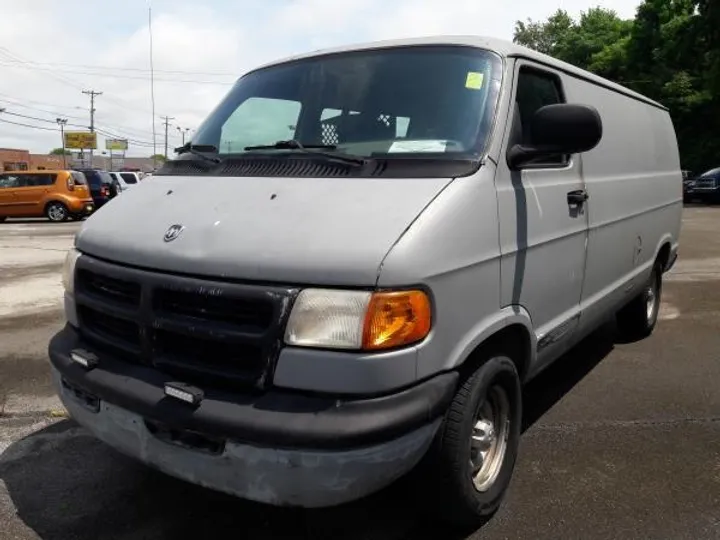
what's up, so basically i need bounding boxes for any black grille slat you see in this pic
[78,306,142,356]
[151,316,267,344]
[153,330,264,387]
[153,288,273,333]
[77,269,141,307]
[75,291,138,321]
[74,257,294,390]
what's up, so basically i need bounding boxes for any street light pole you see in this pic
[176,126,190,146]
[56,118,68,169]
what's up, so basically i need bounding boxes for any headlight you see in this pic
[284,288,432,351]
[62,248,81,294]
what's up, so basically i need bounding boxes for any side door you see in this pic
[0,174,20,215]
[496,62,590,368]
[13,173,52,215]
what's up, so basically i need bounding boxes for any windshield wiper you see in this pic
[174,143,221,164]
[244,139,366,166]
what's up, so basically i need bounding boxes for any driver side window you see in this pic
[513,67,568,167]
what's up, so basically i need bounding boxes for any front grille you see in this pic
[74,256,297,390]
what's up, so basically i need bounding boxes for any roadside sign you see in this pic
[106,138,128,151]
[64,131,97,149]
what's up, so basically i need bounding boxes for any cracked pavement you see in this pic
[1,208,720,539]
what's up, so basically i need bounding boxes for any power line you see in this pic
[0,47,84,91]
[0,109,158,150]
[0,61,235,85]
[0,58,234,76]
[1,110,58,124]
[0,94,86,120]
[0,117,59,132]
[0,46,157,117]
[0,104,171,147]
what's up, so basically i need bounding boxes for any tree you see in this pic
[514,10,574,56]
[50,148,72,155]
[513,0,720,173]
[150,154,167,163]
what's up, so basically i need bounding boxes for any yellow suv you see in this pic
[0,170,95,222]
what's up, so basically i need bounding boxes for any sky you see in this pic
[0,0,642,157]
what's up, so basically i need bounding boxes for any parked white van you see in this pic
[51,35,682,526]
[108,171,141,192]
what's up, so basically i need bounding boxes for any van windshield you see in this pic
[191,46,502,159]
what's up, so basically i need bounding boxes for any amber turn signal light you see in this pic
[362,290,432,350]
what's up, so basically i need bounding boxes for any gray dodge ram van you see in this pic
[50,35,682,525]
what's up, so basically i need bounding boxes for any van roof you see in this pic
[252,35,666,111]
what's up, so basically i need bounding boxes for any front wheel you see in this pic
[45,202,69,222]
[423,355,522,528]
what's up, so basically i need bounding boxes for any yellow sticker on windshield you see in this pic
[465,71,484,90]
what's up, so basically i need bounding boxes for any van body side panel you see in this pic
[561,76,683,338]
[375,168,503,380]
[495,61,590,373]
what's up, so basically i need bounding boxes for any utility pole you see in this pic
[56,118,68,169]
[162,115,175,159]
[176,126,190,146]
[82,90,102,167]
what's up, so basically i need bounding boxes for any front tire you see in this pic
[45,202,69,222]
[617,261,663,340]
[424,355,522,528]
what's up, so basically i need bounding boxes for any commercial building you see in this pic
[0,148,159,172]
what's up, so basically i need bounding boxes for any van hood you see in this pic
[75,175,453,285]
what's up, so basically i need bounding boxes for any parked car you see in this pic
[109,171,142,191]
[74,169,117,208]
[685,167,720,204]
[50,36,682,527]
[0,170,94,222]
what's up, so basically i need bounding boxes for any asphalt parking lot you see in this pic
[1,208,720,540]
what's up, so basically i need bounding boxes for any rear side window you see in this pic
[15,174,56,187]
[0,174,20,188]
[96,171,114,184]
[36,174,57,186]
[71,172,87,185]
[513,67,567,166]
[120,172,137,184]
[80,170,102,187]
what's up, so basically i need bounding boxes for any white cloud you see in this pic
[0,0,641,157]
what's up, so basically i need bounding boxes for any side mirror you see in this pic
[507,103,603,169]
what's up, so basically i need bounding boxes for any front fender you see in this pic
[444,305,536,373]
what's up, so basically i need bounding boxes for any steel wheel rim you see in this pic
[470,385,510,492]
[646,273,658,322]
[48,204,65,221]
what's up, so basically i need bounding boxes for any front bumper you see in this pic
[49,326,456,506]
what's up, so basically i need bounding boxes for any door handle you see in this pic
[567,189,589,205]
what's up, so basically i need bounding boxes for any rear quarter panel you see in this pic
[563,76,683,335]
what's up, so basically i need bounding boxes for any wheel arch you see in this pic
[653,234,675,272]
[447,306,535,384]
